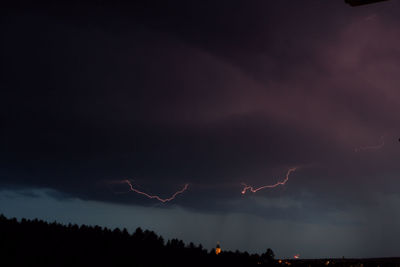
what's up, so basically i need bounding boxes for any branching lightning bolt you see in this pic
[124,180,189,203]
[241,167,297,195]
[354,135,385,152]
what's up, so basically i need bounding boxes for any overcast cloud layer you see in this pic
[1,0,400,258]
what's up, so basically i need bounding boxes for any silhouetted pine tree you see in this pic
[0,214,276,267]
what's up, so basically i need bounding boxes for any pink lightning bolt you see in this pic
[124,180,189,203]
[241,167,297,195]
[354,135,385,152]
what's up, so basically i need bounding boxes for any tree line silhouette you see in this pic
[0,214,276,267]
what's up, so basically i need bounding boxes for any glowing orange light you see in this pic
[294,254,300,259]
[124,180,189,203]
[215,243,221,255]
[241,167,297,195]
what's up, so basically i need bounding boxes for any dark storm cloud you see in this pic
[1,0,400,221]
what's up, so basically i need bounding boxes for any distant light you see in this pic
[294,254,300,259]
[215,242,221,255]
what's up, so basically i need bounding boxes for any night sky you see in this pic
[1,0,400,259]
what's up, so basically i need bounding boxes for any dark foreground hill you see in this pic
[1,214,399,267]
[0,214,275,267]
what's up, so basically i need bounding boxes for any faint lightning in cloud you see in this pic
[354,135,385,152]
[241,167,297,195]
[124,180,189,203]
